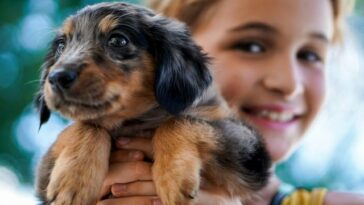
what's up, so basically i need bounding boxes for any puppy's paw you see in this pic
[181,176,199,200]
[155,170,200,205]
[46,171,98,205]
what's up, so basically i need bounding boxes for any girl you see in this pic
[98,0,364,204]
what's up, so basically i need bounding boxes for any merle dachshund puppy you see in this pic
[35,2,271,205]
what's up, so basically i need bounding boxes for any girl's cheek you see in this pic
[214,74,236,103]
[213,64,241,103]
[304,70,326,130]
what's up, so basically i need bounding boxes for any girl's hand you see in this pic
[98,137,243,205]
[98,137,162,205]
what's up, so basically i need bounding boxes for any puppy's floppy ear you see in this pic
[34,92,51,130]
[34,63,51,129]
[145,15,212,115]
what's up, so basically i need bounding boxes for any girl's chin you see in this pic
[263,133,298,163]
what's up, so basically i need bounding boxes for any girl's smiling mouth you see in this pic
[241,104,305,130]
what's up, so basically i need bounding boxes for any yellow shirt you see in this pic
[271,188,327,205]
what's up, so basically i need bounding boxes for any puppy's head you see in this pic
[35,2,212,126]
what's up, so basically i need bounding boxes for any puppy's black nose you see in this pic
[48,69,78,90]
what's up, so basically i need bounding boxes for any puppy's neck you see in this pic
[88,106,171,139]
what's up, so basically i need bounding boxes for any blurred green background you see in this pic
[0,0,364,204]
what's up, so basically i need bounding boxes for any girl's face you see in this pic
[193,0,334,162]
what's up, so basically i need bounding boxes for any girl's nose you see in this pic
[262,55,304,100]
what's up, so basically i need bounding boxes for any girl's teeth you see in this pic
[256,110,294,122]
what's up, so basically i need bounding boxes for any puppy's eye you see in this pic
[107,34,128,48]
[56,39,66,56]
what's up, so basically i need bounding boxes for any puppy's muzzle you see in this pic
[48,68,78,91]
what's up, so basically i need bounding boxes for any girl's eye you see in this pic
[232,41,266,54]
[297,50,322,63]
[107,34,129,48]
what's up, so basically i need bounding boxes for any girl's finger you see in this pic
[111,181,157,197]
[99,161,153,198]
[97,196,162,205]
[116,137,154,159]
[110,149,144,163]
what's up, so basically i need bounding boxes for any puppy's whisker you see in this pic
[25,79,42,85]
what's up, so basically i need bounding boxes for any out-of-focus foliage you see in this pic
[357,0,364,15]
[0,0,363,204]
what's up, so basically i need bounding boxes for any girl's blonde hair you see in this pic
[147,0,355,43]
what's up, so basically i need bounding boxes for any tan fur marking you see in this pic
[98,14,119,33]
[152,119,217,205]
[62,18,74,35]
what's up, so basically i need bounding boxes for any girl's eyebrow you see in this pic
[229,22,278,35]
[229,22,329,44]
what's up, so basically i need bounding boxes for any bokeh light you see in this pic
[0,166,37,205]
[0,52,19,89]
[18,13,54,51]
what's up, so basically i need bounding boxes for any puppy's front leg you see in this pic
[46,122,111,205]
[153,119,216,205]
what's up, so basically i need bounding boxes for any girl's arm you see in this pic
[324,191,364,205]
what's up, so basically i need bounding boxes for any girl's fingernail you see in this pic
[130,150,143,160]
[153,199,163,205]
[113,184,127,194]
[117,137,130,146]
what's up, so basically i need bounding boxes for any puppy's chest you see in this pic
[108,106,172,139]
